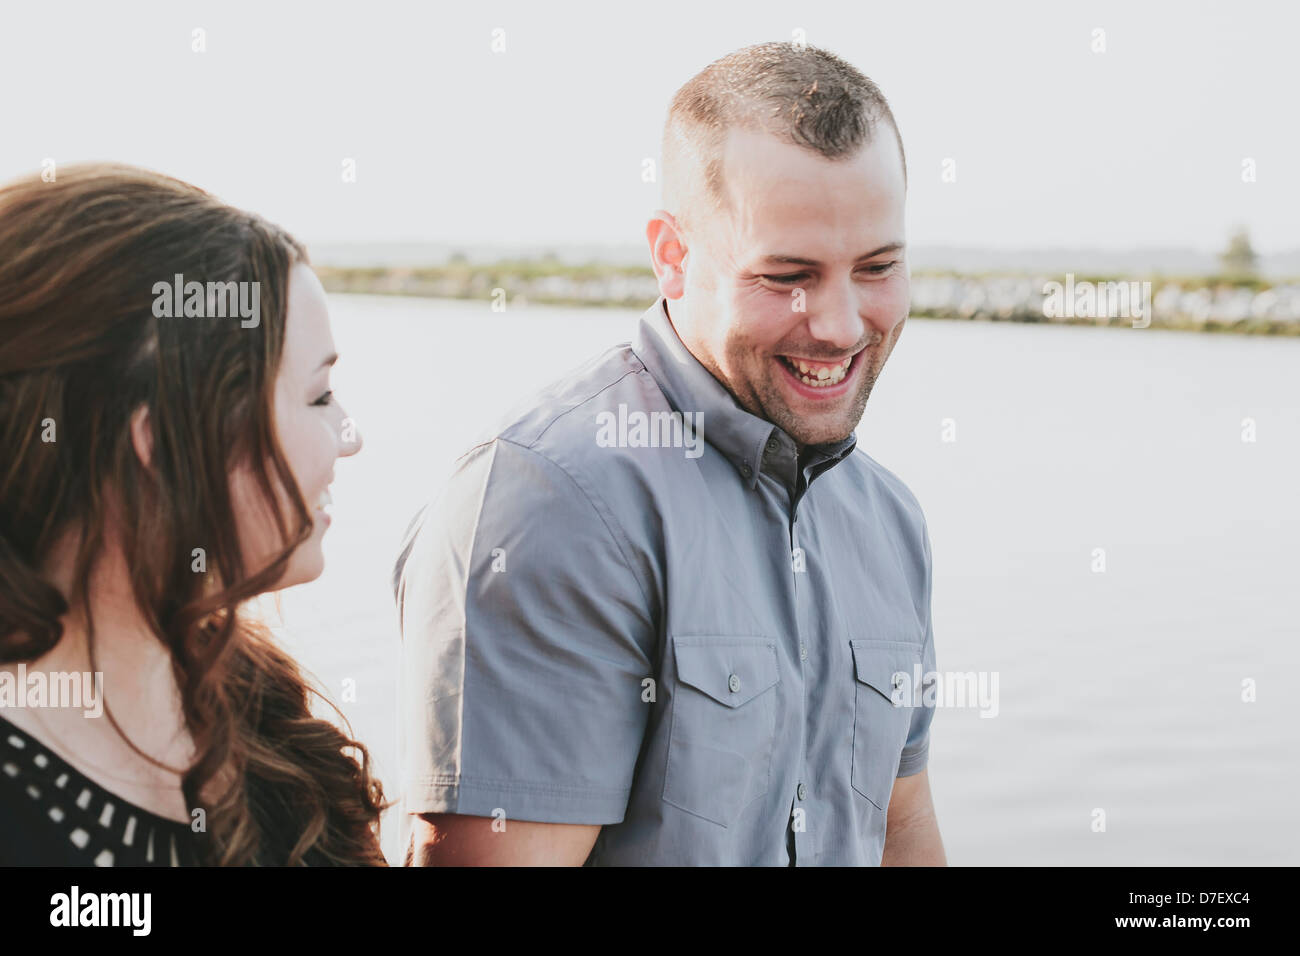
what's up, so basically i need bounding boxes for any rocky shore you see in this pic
[315,263,1300,335]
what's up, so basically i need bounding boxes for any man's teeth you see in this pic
[781,355,852,387]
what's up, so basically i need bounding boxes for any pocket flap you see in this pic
[674,637,779,708]
[850,640,922,704]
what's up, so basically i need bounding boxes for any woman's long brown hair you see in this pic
[0,163,387,865]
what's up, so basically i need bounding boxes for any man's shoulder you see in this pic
[456,338,672,481]
[494,343,640,448]
[395,341,661,601]
[839,447,928,534]
[834,450,932,614]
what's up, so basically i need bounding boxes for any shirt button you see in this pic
[765,437,779,453]
[728,673,741,693]
[797,783,807,800]
[799,643,808,661]
[740,463,753,479]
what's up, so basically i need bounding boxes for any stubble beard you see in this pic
[754,355,877,448]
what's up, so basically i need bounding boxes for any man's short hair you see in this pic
[662,42,906,237]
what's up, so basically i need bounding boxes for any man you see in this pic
[393,41,944,865]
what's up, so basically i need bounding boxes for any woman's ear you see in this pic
[129,404,153,469]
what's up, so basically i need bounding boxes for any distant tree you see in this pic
[1219,228,1258,277]
[449,250,469,264]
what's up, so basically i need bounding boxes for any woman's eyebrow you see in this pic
[316,353,339,371]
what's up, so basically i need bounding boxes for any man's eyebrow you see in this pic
[759,242,906,267]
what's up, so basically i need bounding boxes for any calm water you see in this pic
[273,294,1300,865]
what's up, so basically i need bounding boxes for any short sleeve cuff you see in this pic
[896,738,930,777]
[404,775,631,826]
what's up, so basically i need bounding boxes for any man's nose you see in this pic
[807,279,867,351]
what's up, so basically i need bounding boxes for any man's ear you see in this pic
[646,211,688,300]
[129,404,153,470]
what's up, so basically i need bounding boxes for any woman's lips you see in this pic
[314,487,332,526]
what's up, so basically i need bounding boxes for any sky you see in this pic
[2,0,1297,255]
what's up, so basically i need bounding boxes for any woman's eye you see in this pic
[312,390,334,407]
[762,273,809,285]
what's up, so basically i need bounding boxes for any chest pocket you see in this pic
[850,640,923,812]
[662,636,780,827]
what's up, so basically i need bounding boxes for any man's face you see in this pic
[671,124,909,448]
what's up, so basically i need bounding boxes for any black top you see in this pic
[0,713,203,866]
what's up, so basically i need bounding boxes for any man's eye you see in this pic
[762,273,809,285]
[861,261,898,276]
[313,390,334,407]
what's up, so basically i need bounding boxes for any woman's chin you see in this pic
[275,547,326,591]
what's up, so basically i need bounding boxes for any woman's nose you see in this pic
[339,412,363,457]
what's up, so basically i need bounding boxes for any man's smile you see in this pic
[773,349,864,398]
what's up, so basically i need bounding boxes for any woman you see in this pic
[0,163,387,865]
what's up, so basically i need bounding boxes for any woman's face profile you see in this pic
[232,262,362,589]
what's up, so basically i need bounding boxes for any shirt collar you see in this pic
[630,297,857,492]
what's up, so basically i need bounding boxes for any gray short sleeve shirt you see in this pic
[394,297,937,865]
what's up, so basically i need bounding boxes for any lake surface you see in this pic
[273,294,1300,865]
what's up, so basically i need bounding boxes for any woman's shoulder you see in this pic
[0,712,203,866]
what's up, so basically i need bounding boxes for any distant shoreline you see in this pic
[316,263,1300,336]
